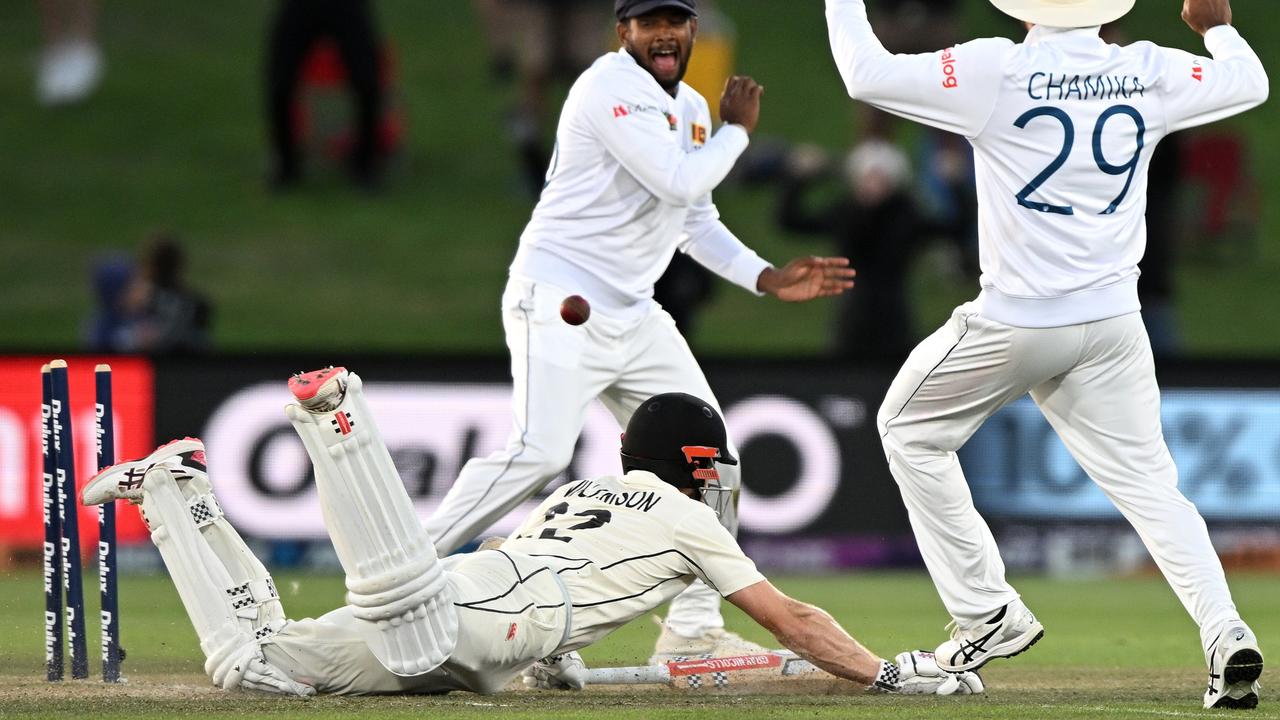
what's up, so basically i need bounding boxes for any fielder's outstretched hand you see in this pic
[757,257,856,303]
[522,651,589,690]
[892,650,984,695]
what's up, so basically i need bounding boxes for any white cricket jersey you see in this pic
[511,49,771,323]
[827,0,1268,327]
[503,470,765,651]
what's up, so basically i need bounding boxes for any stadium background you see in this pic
[0,1,1277,715]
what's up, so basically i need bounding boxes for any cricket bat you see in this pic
[585,652,861,695]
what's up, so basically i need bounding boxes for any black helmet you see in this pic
[620,393,736,513]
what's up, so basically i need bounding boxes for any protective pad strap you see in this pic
[141,467,288,685]
[188,491,224,529]
[227,578,281,616]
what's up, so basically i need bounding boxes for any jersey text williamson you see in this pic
[560,480,662,512]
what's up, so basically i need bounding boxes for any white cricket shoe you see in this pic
[935,598,1044,672]
[288,366,349,412]
[1204,624,1263,709]
[82,437,206,505]
[649,618,769,664]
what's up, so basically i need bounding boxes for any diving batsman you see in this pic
[83,367,980,697]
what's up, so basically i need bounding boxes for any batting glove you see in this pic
[240,655,317,697]
[883,650,984,695]
[522,651,588,690]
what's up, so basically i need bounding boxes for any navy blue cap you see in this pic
[615,0,697,22]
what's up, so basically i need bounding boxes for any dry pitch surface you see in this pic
[1,572,1274,719]
[2,668,1274,720]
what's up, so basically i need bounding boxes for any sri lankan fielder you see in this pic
[424,0,856,663]
[826,0,1267,708]
[81,368,982,697]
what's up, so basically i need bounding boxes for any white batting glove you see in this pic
[239,653,317,697]
[522,651,588,691]
[885,650,984,696]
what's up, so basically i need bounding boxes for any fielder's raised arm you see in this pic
[825,0,1009,138]
[586,55,757,203]
[1163,2,1268,133]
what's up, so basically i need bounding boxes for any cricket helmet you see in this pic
[620,392,735,515]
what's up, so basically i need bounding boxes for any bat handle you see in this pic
[585,666,672,685]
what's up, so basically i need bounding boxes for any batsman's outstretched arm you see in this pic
[727,580,881,686]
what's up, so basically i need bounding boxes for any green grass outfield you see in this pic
[2,2,1280,356]
[1,570,1275,719]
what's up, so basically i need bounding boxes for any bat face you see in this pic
[587,651,846,694]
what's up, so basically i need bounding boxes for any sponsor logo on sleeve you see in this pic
[609,103,677,130]
[941,47,958,89]
[1192,61,1204,83]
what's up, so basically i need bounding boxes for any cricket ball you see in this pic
[560,295,591,326]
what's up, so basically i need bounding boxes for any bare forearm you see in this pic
[772,599,882,686]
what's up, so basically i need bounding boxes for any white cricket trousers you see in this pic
[424,275,738,636]
[879,304,1240,650]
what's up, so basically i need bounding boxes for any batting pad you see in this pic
[141,468,286,689]
[286,372,457,677]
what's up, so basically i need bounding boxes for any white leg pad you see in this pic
[286,372,457,676]
[141,468,291,690]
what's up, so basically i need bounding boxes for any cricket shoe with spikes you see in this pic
[649,616,769,664]
[935,598,1044,672]
[82,437,207,505]
[1204,624,1263,709]
[289,366,349,412]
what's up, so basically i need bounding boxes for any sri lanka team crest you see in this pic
[691,123,707,146]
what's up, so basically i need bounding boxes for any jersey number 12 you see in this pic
[530,502,613,543]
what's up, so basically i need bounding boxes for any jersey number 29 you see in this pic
[1014,104,1146,217]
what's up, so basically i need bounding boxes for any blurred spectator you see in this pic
[1097,24,1183,358]
[778,140,943,362]
[83,255,138,353]
[653,0,735,336]
[37,0,103,106]
[655,253,717,337]
[265,0,387,190]
[857,2,977,279]
[679,0,734,121]
[472,0,611,195]
[123,234,213,355]
[868,0,960,54]
[1140,131,1183,359]
[862,0,960,138]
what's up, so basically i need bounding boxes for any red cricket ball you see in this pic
[560,295,591,326]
